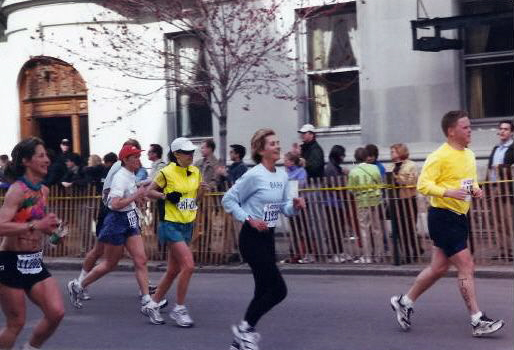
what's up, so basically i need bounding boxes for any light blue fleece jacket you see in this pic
[221,163,298,223]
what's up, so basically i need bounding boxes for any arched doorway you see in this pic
[18,56,89,158]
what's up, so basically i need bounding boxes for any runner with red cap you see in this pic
[67,144,152,315]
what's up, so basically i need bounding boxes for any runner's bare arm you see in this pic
[145,181,165,200]
[110,186,146,210]
[0,184,57,236]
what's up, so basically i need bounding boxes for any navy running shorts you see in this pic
[98,209,140,246]
[427,206,469,257]
[95,199,111,237]
[0,251,51,292]
[158,221,194,244]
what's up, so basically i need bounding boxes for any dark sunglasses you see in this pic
[176,150,195,155]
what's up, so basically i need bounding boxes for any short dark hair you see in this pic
[64,153,81,166]
[0,154,8,162]
[150,144,163,159]
[103,152,118,164]
[365,144,379,158]
[329,145,346,165]
[203,139,216,152]
[4,137,45,181]
[230,144,246,160]
[499,119,514,132]
[441,110,468,137]
[354,147,368,163]
[167,149,177,163]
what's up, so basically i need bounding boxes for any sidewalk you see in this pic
[45,257,514,279]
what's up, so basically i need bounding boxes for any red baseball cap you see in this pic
[118,145,143,160]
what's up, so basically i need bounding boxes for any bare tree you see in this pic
[56,0,339,163]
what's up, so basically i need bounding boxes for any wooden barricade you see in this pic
[0,168,512,266]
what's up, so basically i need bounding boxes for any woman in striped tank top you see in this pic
[0,137,64,350]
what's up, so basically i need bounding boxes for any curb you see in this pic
[45,258,514,279]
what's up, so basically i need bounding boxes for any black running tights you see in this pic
[239,222,287,327]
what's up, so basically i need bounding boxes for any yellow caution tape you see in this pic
[1,179,512,200]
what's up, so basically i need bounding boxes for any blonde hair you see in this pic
[251,128,275,164]
[88,154,102,167]
[390,143,410,161]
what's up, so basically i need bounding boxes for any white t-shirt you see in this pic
[107,166,137,212]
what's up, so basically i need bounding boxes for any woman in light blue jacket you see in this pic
[222,128,305,350]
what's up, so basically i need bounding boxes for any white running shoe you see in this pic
[140,297,168,308]
[66,279,83,309]
[472,314,504,337]
[390,295,413,331]
[80,288,91,301]
[158,299,168,310]
[231,324,260,350]
[169,305,194,327]
[141,303,165,325]
[229,340,240,350]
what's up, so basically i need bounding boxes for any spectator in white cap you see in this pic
[298,124,325,179]
[143,137,208,326]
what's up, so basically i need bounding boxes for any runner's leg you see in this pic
[0,285,26,349]
[26,277,65,348]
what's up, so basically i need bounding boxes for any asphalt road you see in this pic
[3,270,513,350]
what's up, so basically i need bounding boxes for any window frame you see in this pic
[297,1,361,134]
[459,1,514,126]
[165,31,213,138]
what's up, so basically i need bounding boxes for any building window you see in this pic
[462,0,513,119]
[167,33,212,137]
[304,2,359,128]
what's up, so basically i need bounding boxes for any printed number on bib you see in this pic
[263,203,280,228]
[127,210,139,229]
[17,252,43,275]
[177,198,198,211]
[461,179,473,202]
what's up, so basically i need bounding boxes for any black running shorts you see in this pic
[0,251,51,292]
[427,207,469,257]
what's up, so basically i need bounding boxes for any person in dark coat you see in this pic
[298,124,324,179]
[216,144,248,188]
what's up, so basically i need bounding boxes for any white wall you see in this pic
[0,0,503,170]
[0,2,170,166]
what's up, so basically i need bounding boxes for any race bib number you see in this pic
[127,210,139,229]
[17,252,43,275]
[177,198,198,211]
[263,203,280,228]
[461,179,473,202]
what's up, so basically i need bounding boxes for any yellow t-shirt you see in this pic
[154,163,202,223]
[417,143,479,214]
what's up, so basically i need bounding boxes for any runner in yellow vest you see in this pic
[143,137,207,327]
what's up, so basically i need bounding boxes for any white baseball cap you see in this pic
[170,137,197,152]
[298,124,315,133]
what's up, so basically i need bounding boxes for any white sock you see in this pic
[145,299,158,308]
[239,320,251,331]
[141,294,151,304]
[22,342,39,350]
[471,311,483,324]
[78,269,88,284]
[77,280,84,290]
[401,295,414,308]
[174,303,185,311]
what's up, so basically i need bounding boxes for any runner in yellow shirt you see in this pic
[142,137,206,327]
[390,110,504,337]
